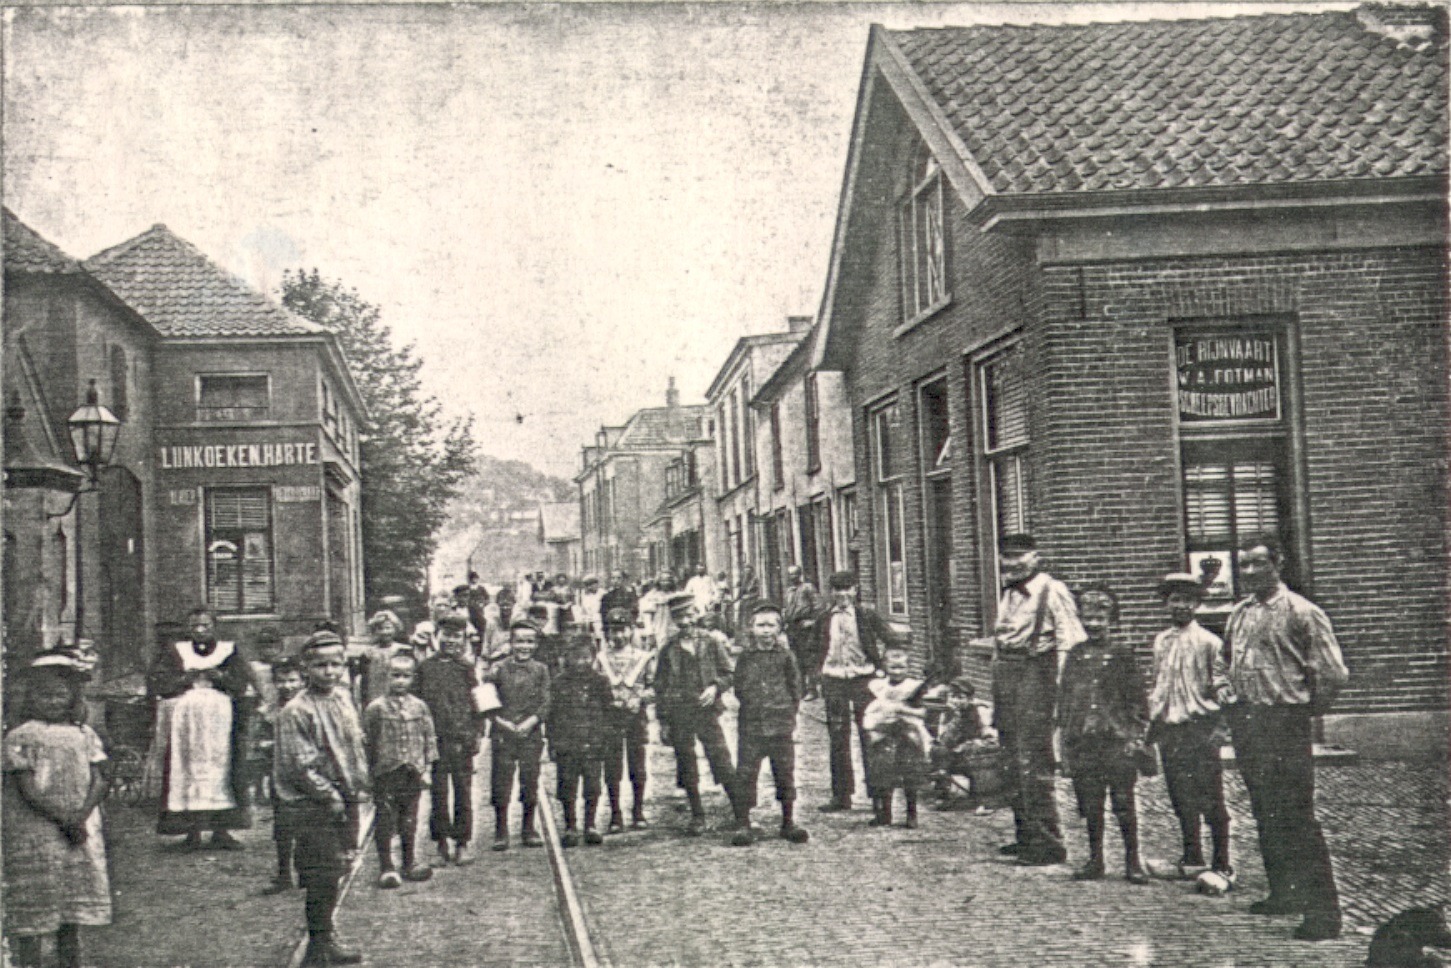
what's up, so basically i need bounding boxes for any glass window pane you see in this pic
[985,347,1028,452]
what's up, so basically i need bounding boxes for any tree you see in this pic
[280,269,476,609]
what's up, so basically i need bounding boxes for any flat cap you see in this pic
[999,532,1037,553]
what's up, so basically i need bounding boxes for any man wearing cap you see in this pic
[815,570,903,813]
[1224,534,1348,941]
[1149,572,1234,881]
[600,571,638,637]
[654,592,736,835]
[991,533,1085,865]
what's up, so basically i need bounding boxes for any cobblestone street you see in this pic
[319,701,1446,967]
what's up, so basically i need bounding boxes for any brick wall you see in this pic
[1038,247,1449,715]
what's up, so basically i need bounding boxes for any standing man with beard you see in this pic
[1225,535,1347,941]
[991,533,1085,866]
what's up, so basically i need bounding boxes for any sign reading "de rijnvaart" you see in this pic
[1175,334,1280,422]
[158,442,319,469]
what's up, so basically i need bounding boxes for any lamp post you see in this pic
[65,380,122,642]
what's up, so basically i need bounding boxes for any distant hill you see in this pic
[431,453,575,590]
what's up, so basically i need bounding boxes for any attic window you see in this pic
[899,141,949,328]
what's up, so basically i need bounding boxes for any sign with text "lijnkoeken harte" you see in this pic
[157,442,319,469]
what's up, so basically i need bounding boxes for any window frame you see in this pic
[804,372,822,474]
[203,485,276,616]
[195,373,271,423]
[769,401,785,491]
[971,339,1031,614]
[897,142,951,333]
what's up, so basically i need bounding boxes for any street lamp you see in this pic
[64,380,122,642]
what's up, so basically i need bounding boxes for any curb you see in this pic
[285,804,376,968]
[539,781,605,968]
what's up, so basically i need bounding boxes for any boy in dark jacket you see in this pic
[548,636,614,847]
[415,611,484,867]
[1059,583,1149,884]
[486,620,551,850]
[654,592,736,836]
[729,602,809,847]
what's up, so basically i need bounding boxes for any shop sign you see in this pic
[275,485,321,503]
[169,488,198,506]
[158,442,319,470]
[1176,333,1280,422]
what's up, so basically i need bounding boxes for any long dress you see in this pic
[863,677,932,794]
[3,720,112,935]
[146,640,252,833]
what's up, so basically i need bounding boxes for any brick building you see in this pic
[706,328,808,591]
[813,6,1448,752]
[4,212,369,684]
[577,382,707,581]
[750,320,858,602]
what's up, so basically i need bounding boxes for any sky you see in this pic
[2,1,1348,479]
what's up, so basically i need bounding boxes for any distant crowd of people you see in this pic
[3,530,1350,967]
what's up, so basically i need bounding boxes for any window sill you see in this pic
[893,295,952,340]
[215,613,280,621]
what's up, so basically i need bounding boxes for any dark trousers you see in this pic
[1230,704,1340,920]
[430,754,475,846]
[663,709,735,815]
[734,729,796,818]
[821,675,875,803]
[271,795,299,878]
[1068,742,1139,867]
[555,749,604,828]
[787,624,820,689]
[374,766,424,871]
[279,801,354,935]
[1158,717,1230,870]
[992,652,1064,857]
[602,709,648,815]
[490,729,543,808]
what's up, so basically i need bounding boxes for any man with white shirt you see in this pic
[815,570,903,813]
[685,564,719,617]
[991,533,1086,866]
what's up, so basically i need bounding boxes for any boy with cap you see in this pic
[654,592,736,836]
[1058,584,1149,884]
[415,611,484,866]
[928,676,989,809]
[597,608,654,831]
[1150,572,1234,881]
[728,602,809,847]
[548,636,614,846]
[273,631,370,966]
[485,619,551,850]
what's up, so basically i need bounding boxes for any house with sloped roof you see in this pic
[4,211,370,679]
[538,500,582,576]
[80,223,368,651]
[576,380,709,582]
[3,209,160,676]
[813,4,1448,751]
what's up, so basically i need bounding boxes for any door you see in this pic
[925,476,955,677]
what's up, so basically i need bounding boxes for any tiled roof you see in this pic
[4,209,82,274]
[615,405,706,449]
[887,4,1448,196]
[83,225,323,338]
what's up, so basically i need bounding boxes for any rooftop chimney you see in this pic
[787,315,813,334]
[666,377,680,409]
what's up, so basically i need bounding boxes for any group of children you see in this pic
[1,568,1236,967]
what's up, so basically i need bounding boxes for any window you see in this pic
[804,372,821,473]
[109,346,129,421]
[899,141,948,325]
[919,376,951,474]
[198,375,269,422]
[1175,326,1294,604]
[769,403,785,491]
[870,399,908,616]
[740,376,755,480]
[728,391,742,488]
[205,487,274,614]
[977,342,1031,585]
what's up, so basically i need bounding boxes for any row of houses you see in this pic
[576,4,1450,756]
[3,212,367,685]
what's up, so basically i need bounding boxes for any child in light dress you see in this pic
[3,653,112,968]
[862,645,932,829]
